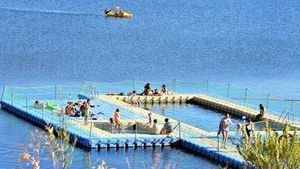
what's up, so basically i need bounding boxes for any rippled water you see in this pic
[0,0,299,168]
[0,0,299,97]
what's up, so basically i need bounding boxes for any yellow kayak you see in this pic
[106,11,133,18]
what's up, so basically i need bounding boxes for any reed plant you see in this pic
[238,122,300,169]
[18,124,76,169]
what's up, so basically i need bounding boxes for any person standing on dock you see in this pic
[218,114,232,148]
[82,99,93,125]
[114,108,121,131]
[83,102,90,125]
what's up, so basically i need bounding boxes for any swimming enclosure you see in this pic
[1,81,300,168]
[80,80,300,122]
[3,80,296,120]
[0,84,180,149]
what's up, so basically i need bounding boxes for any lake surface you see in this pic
[0,0,299,168]
[0,109,218,169]
[136,103,244,132]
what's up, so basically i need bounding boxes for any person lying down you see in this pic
[34,100,63,113]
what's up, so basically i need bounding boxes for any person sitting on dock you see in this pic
[109,118,115,133]
[65,102,76,116]
[152,119,160,135]
[153,89,162,96]
[107,92,125,96]
[114,108,121,131]
[127,90,137,96]
[141,83,152,96]
[72,101,83,117]
[161,84,172,95]
[218,114,232,148]
[252,104,266,122]
[160,118,172,134]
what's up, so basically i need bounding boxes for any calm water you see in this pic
[0,0,299,168]
[137,103,244,132]
[0,109,218,169]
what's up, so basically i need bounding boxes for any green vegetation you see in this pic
[238,122,300,169]
[18,125,76,169]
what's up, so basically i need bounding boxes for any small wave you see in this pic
[0,6,101,16]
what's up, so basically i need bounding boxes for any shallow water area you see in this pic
[136,103,244,132]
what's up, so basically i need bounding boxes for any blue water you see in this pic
[0,109,218,169]
[0,0,299,98]
[0,0,299,168]
[138,103,244,132]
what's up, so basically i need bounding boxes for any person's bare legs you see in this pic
[116,123,121,133]
[221,130,225,148]
[84,116,88,125]
[223,130,228,148]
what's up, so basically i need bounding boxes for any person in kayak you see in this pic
[105,9,112,14]
[105,6,123,16]
[116,10,124,16]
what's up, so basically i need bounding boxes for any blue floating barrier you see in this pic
[191,144,195,151]
[214,153,220,161]
[219,154,225,163]
[196,146,202,153]
[228,158,234,166]
[213,153,218,160]
[78,137,82,143]
[223,156,229,164]
[192,143,197,151]
[232,159,239,168]
[208,151,214,159]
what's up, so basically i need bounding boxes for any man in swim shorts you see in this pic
[218,114,233,148]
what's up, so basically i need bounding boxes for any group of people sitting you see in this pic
[143,113,173,135]
[34,99,97,125]
[107,83,173,97]
[140,83,172,96]
[107,109,173,135]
